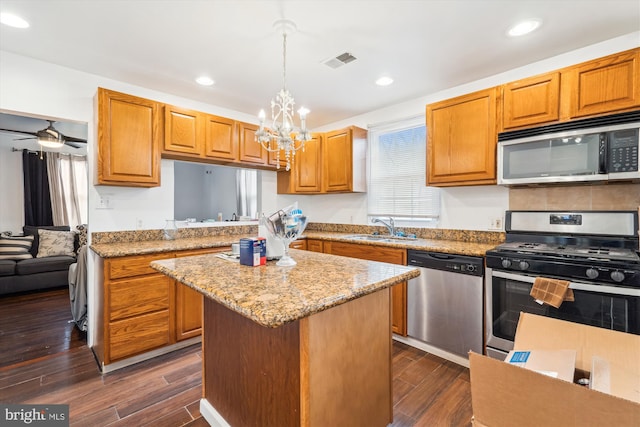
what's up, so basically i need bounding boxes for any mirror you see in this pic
[174,161,261,223]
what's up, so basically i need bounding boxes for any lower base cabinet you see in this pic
[96,246,229,370]
[311,240,408,336]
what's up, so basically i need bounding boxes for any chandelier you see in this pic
[255,20,311,171]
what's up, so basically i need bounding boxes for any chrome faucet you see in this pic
[372,217,395,236]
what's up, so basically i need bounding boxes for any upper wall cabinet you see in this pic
[238,122,267,166]
[426,87,498,187]
[97,88,162,187]
[501,48,640,131]
[202,114,237,161]
[561,48,640,120]
[323,127,367,193]
[163,110,274,169]
[277,126,367,194]
[164,105,203,156]
[277,133,323,194]
[502,72,560,130]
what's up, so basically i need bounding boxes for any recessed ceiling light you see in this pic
[376,76,394,86]
[507,20,541,37]
[196,76,214,86]
[0,12,30,28]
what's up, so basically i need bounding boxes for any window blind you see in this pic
[367,118,440,220]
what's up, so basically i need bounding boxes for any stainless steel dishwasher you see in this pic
[407,250,484,359]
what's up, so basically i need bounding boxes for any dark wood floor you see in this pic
[0,288,472,426]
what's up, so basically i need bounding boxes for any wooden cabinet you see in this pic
[289,240,307,250]
[323,127,367,193]
[426,87,498,187]
[96,88,162,187]
[238,122,267,165]
[100,252,175,365]
[561,48,640,120]
[164,104,203,156]
[306,239,324,253]
[501,48,640,131]
[203,114,237,161]
[502,72,560,130]
[277,126,367,194]
[277,133,323,193]
[96,246,231,370]
[174,247,229,341]
[323,241,407,336]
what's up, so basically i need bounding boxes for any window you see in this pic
[367,117,440,224]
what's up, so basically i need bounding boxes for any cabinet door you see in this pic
[426,87,498,186]
[502,72,560,130]
[306,239,324,253]
[97,88,162,187]
[203,114,237,161]
[562,48,640,119]
[267,140,286,168]
[164,104,203,156]
[323,128,353,192]
[174,247,229,340]
[324,241,407,335]
[293,133,323,193]
[238,122,267,165]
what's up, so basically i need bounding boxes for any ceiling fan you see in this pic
[0,120,87,149]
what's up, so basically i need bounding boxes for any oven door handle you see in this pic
[492,270,640,297]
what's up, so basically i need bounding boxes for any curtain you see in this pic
[22,150,53,226]
[46,152,88,229]
[236,169,258,218]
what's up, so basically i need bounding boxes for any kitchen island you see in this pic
[151,249,420,427]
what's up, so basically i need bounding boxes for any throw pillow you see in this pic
[37,229,76,258]
[0,235,34,260]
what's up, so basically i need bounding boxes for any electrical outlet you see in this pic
[489,217,503,230]
[136,219,144,230]
[97,195,111,209]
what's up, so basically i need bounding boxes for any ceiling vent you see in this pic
[322,52,357,69]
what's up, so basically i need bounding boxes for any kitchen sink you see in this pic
[343,234,414,243]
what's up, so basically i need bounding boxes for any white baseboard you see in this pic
[200,398,231,427]
[393,334,470,368]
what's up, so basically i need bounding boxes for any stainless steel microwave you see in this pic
[497,111,640,185]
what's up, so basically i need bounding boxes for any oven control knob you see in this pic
[611,270,625,283]
[518,261,530,271]
[501,259,512,268]
[586,268,599,279]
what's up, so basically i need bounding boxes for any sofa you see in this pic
[0,225,85,296]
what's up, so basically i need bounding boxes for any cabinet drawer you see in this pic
[108,253,174,279]
[108,310,172,362]
[108,274,172,321]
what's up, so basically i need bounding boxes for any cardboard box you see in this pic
[504,349,576,382]
[470,313,640,427]
[239,237,266,266]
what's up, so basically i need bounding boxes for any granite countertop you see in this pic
[90,235,247,258]
[303,231,498,257]
[91,228,500,258]
[151,250,420,328]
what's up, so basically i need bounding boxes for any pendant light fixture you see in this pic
[255,19,311,171]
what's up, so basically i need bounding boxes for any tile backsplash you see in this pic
[509,182,640,211]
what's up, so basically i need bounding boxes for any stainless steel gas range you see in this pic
[484,210,640,360]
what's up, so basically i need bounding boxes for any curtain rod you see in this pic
[12,147,87,158]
